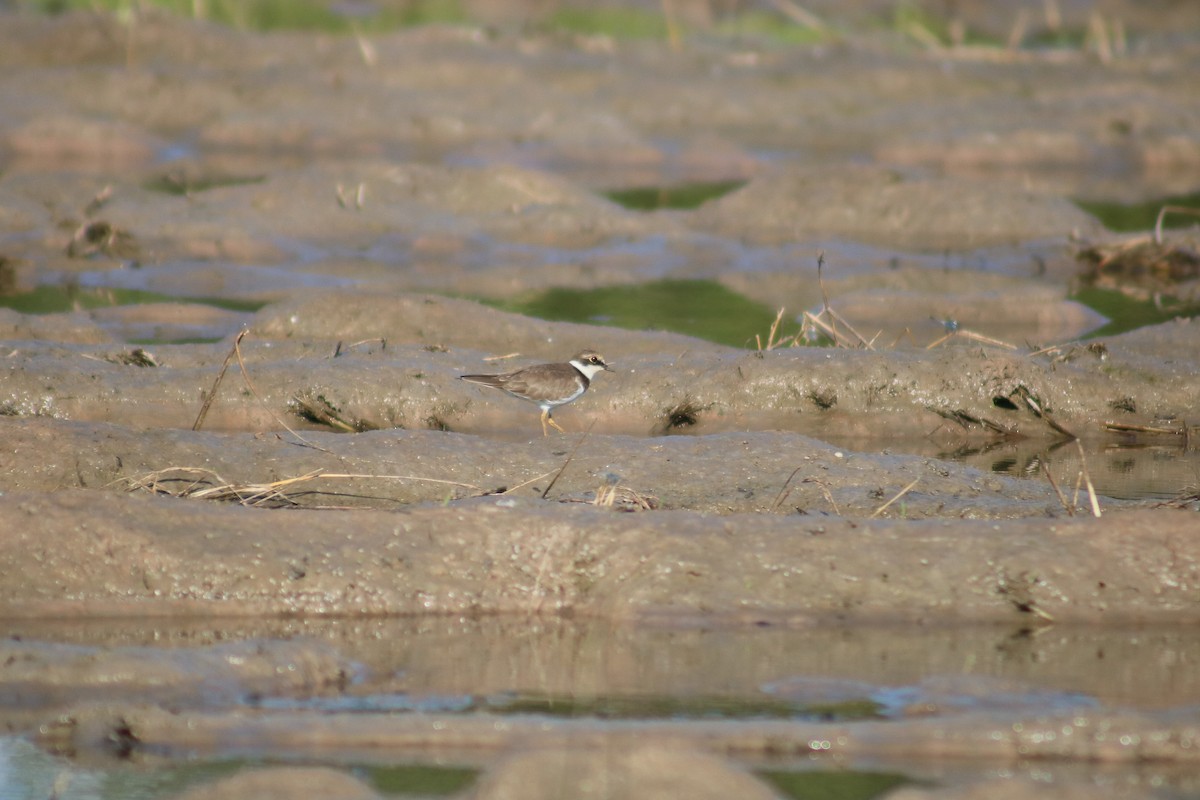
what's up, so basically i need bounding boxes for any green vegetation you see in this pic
[0,284,264,315]
[543,5,668,40]
[485,691,883,721]
[889,1,996,47]
[13,0,469,32]
[143,173,266,196]
[1075,191,1200,233]
[602,180,745,211]
[1072,286,1200,337]
[490,278,802,349]
[363,764,478,795]
[714,11,828,45]
[14,0,828,42]
[759,769,919,800]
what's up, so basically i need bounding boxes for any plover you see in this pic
[460,350,612,435]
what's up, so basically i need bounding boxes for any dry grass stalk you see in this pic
[541,421,595,500]
[83,347,159,367]
[777,252,1032,352]
[927,407,1017,437]
[1041,460,1074,517]
[1155,486,1199,510]
[1155,206,1200,245]
[292,393,375,433]
[1013,386,1077,439]
[1074,440,1103,518]
[1104,421,1185,436]
[122,466,481,508]
[335,182,367,210]
[590,482,657,511]
[808,477,840,515]
[661,0,682,52]
[767,0,826,31]
[350,22,377,66]
[233,335,325,446]
[815,250,839,342]
[769,465,806,512]
[1027,341,1073,359]
[926,327,1018,351]
[192,330,245,431]
[1086,12,1125,62]
[499,469,559,496]
[824,306,874,348]
[1044,0,1062,32]
[194,329,326,448]
[800,310,846,346]
[124,466,313,507]
[869,478,920,519]
[756,306,788,351]
[1006,8,1029,50]
[770,468,840,515]
[83,185,114,217]
[333,338,386,357]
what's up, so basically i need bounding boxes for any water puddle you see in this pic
[492,275,1195,347]
[1070,286,1200,336]
[1,618,1198,798]
[0,284,262,316]
[490,278,797,348]
[0,738,477,799]
[256,690,883,722]
[820,433,1199,503]
[0,283,265,344]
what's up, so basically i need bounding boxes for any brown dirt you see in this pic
[2,4,1200,798]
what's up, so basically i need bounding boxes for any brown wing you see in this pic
[461,362,582,403]
[460,373,507,390]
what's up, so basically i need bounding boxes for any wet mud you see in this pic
[2,2,1200,798]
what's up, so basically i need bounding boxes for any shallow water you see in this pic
[3,4,1200,798]
[816,433,1200,503]
[2,617,1200,798]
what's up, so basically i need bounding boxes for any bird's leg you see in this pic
[543,409,566,435]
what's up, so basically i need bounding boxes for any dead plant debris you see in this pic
[66,220,138,259]
[119,466,480,508]
[292,392,378,433]
[102,348,159,367]
[662,399,702,431]
[585,481,658,511]
[1076,236,1200,292]
[927,407,1018,437]
[996,569,1056,622]
[807,389,837,410]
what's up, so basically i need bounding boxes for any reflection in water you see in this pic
[981,440,1198,501]
[5,616,1200,711]
[826,433,1199,502]
[2,617,1200,798]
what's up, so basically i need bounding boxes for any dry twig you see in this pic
[193,330,245,431]
[1041,460,1074,517]
[1075,440,1102,518]
[541,421,595,500]
[869,478,920,519]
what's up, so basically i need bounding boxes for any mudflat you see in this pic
[1,3,1199,798]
